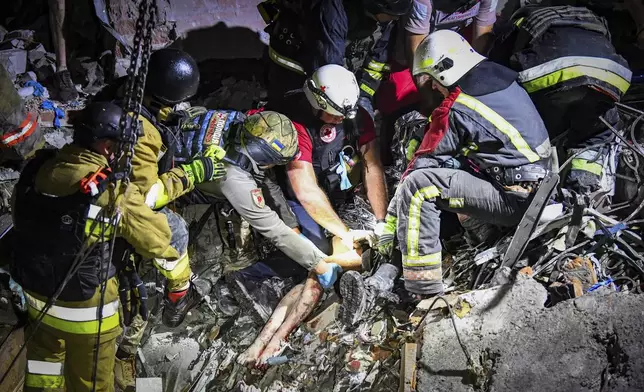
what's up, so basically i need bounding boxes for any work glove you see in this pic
[177,106,209,131]
[341,229,376,250]
[316,263,343,289]
[374,220,386,238]
[180,145,227,185]
[118,264,149,327]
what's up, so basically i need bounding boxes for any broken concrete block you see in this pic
[135,377,163,391]
[304,302,339,333]
[0,49,27,80]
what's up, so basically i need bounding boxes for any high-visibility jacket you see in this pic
[12,144,180,335]
[410,61,551,174]
[509,6,632,101]
[264,0,392,107]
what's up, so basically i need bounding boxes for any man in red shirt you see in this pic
[269,64,389,254]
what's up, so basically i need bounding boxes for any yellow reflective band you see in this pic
[268,46,305,75]
[383,214,398,236]
[360,83,376,96]
[367,60,390,72]
[407,186,441,257]
[365,68,383,81]
[571,158,603,176]
[154,252,190,279]
[456,94,540,163]
[406,139,420,161]
[27,306,120,334]
[461,142,478,156]
[26,374,65,389]
[84,219,114,242]
[521,65,630,95]
[514,17,525,27]
[403,251,442,267]
[448,198,465,208]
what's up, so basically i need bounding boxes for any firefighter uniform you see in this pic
[12,145,182,391]
[381,59,551,295]
[491,5,632,196]
[263,0,397,117]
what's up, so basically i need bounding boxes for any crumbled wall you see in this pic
[107,0,267,60]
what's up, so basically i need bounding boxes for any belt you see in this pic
[484,162,548,187]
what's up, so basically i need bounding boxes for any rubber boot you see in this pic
[114,349,136,392]
[162,284,202,328]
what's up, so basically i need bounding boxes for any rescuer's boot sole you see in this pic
[338,271,368,327]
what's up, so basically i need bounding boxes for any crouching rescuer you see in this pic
[10,102,189,391]
[340,30,552,322]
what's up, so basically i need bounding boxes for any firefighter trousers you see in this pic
[24,279,121,391]
[389,168,530,295]
[119,208,194,356]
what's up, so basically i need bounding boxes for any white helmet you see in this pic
[412,29,486,87]
[303,64,360,119]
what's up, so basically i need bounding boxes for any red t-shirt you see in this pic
[246,108,376,164]
[293,107,376,163]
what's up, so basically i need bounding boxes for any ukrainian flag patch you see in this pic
[271,138,284,151]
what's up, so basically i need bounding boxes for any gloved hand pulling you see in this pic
[316,263,343,289]
[180,145,227,184]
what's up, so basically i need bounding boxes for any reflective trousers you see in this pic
[24,279,121,392]
[386,168,529,295]
[153,208,192,292]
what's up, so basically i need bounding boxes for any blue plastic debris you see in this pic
[594,222,626,237]
[588,278,614,292]
[24,80,46,97]
[40,100,65,128]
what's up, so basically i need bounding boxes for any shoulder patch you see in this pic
[320,124,337,143]
[250,188,265,208]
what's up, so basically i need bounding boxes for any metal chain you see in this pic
[115,0,157,187]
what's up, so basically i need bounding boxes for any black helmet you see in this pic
[73,102,132,146]
[364,0,412,16]
[145,49,200,105]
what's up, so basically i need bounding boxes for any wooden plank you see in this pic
[0,327,26,392]
[399,342,417,392]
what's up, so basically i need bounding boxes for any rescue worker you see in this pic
[260,0,412,117]
[339,30,551,323]
[11,102,187,391]
[379,0,500,163]
[489,5,632,200]
[192,111,349,320]
[106,49,227,389]
[268,64,389,255]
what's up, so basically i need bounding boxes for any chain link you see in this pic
[116,0,158,187]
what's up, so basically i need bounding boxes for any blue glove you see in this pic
[317,263,343,289]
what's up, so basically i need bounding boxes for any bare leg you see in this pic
[48,0,67,71]
[237,284,304,366]
[257,274,323,364]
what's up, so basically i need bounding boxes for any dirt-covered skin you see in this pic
[257,274,323,365]
[237,284,303,366]
[417,277,644,392]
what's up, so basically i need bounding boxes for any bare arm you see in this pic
[471,24,494,55]
[406,32,427,71]
[287,160,350,238]
[360,140,388,220]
